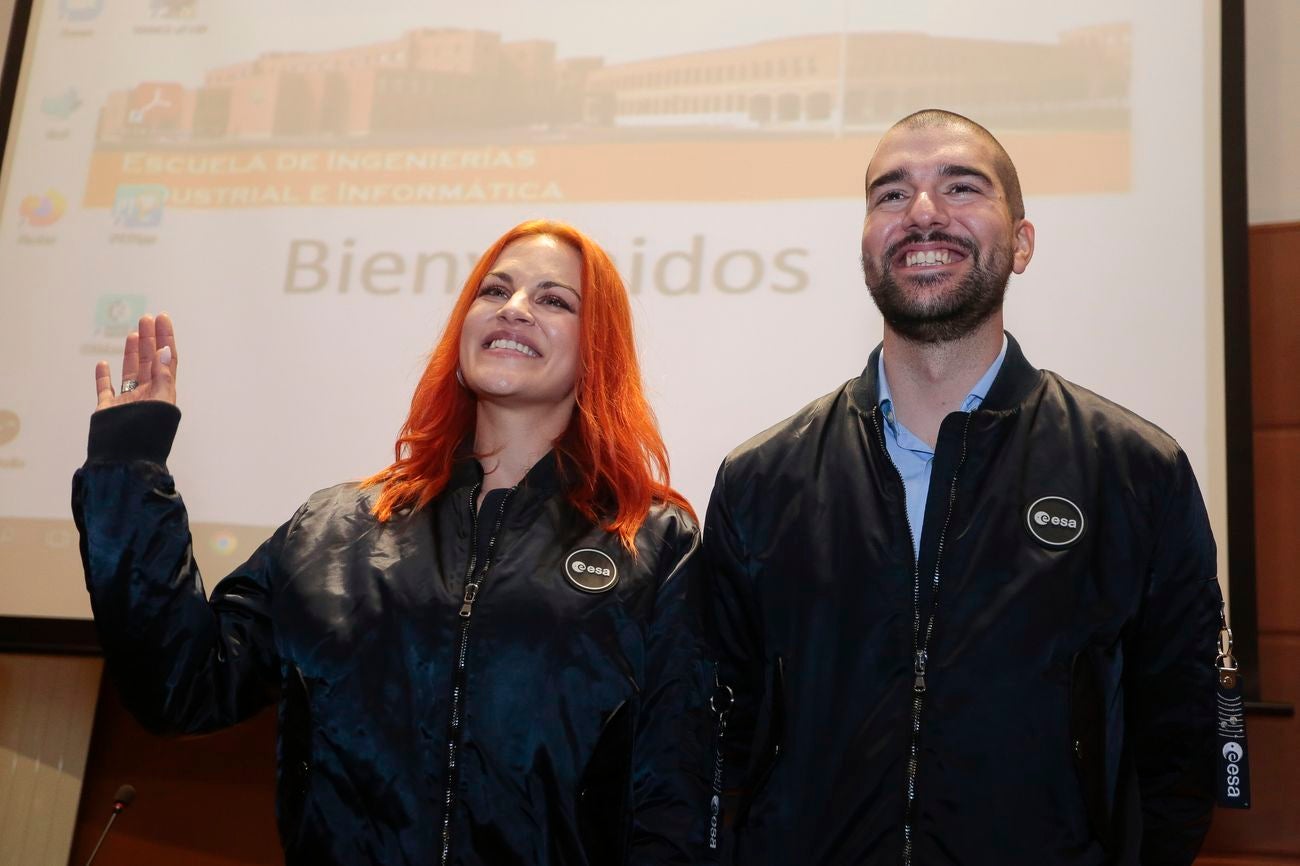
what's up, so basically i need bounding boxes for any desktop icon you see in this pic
[112,184,168,228]
[126,83,184,130]
[151,0,198,18]
[94,294,149,339]
[0,411,19,446]
[41,88,83,120]
[18,190,67,227]
[59,0,103,22]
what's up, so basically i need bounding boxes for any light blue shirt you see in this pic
[878,335,1008,560]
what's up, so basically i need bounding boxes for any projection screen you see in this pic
[0,0,1227,624]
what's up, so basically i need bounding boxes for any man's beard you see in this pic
[862,231,1013,344]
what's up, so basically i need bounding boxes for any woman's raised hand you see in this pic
[94,313,178,411]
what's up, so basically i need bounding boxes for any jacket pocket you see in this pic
[734,655,785,830]
[577,700,633,866]
[1069,650,1112,853]
[277,664,313,849]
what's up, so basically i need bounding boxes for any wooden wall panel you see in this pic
[0,654,102,866]
[1253,430,1300,634]
[1248,223,1300,429]
[67,677,281,866]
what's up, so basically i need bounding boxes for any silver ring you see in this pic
[120,379,138,393]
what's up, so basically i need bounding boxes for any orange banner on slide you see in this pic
[82,132,1129,209]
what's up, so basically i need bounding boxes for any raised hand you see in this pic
[94,313,179,411]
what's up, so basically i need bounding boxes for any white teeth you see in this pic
[488,338,539,357]
[905,249,953,267]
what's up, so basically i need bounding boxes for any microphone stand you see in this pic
[84,788,134,866]
[84,807,122,866]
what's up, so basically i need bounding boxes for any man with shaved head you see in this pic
[703,110,1220,865]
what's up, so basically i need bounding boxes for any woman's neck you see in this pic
[472,397,573,501]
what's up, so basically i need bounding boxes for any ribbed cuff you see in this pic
[87,402,182,465]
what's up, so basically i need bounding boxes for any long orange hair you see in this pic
[364,219,692,549]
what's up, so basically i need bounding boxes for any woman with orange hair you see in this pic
[73,220,711,865]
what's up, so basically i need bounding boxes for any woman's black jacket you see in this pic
[72,402,711,866]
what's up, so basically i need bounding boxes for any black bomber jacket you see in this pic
[704,333,1221,866]
[73,402,711,866]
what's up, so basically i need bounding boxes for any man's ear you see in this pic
[1012,218,1035,274]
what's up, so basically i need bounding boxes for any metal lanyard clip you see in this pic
[1216,610,1239,690]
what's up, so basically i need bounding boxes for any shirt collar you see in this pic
[963,333,1009,410]
[878,333,1010,432]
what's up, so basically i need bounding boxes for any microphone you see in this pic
[84,784,136,866]
[112,784,136,810]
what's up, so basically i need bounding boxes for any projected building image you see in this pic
[94,24,1130,146]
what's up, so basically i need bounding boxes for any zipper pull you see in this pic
[913,649,928,693]
[459,583,479,618]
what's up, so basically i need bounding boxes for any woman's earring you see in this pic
[456,367,467,388]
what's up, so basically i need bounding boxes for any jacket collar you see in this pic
[980,332,1042,411]
[850,330,1042,417]
[447,448,563,499]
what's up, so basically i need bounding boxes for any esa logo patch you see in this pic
[1025,496,1086,547]
[563,548,619,593]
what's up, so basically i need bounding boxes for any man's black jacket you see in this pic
[704,334,1220,865]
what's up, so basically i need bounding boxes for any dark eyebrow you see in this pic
[867,164,995,198]
[867,167,910,196]
[539,280,580,299]
[939,164,994,186]
[485,271,579,299]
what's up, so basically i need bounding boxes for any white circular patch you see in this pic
[563,548,619,593]
[1025,496,1086,547]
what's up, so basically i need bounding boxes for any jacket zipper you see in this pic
[440,483,515,866]
[872,406,972,866]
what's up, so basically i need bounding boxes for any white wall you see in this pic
[1246,0,1300,224]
